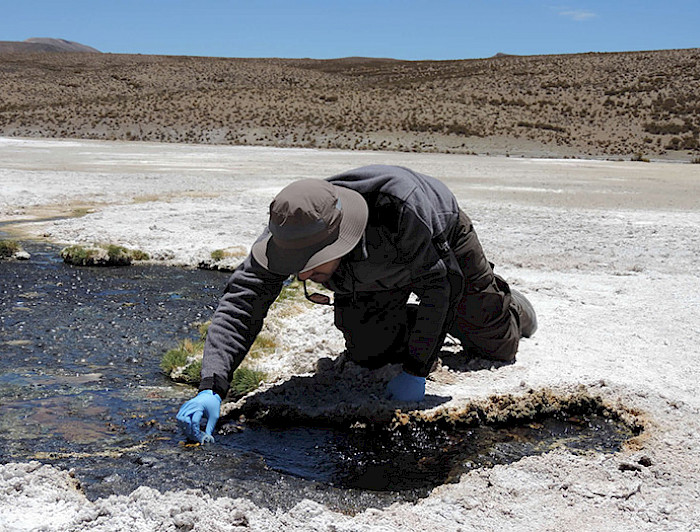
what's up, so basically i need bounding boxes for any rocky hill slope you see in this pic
[0,38,100,53]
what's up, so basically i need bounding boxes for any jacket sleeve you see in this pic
[199,251,287,398]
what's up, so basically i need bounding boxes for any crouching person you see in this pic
[177,165,537,443]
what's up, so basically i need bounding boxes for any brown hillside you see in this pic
[0,49,698,159]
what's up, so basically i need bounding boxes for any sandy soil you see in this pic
[1,137,700,531]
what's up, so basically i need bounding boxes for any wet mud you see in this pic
[0,241,640,515]
[220,412,637,495]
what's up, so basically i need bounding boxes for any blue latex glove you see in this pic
[385,371,426,402]
[176,390,221,444]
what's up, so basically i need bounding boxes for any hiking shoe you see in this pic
[510,289,538,338]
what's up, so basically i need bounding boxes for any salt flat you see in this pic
[1,138,699,531]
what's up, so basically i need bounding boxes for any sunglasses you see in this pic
[303,280,334,306]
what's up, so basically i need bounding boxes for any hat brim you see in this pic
[251,184,368,276]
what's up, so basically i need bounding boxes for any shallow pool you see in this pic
[0,241,636,513]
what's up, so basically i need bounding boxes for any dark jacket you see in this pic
[200,165,465,398]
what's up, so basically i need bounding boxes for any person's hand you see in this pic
[385,371,426,402]
[176,389,221,444]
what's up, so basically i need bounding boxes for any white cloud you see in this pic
[558,9,597,21]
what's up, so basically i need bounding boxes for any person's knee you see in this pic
[482,336,518,361]
[450,311,520,362]
[458,287,510,329]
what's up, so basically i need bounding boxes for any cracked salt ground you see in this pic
[0,241,639,517]
[2,139,700,531]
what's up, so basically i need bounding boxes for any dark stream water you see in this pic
[0,240,636,513]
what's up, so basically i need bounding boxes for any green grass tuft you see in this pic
[210,249,226,261]
[231,367,268,397]
[60,244,98,265]
[161,322,268,397]
[129,249,150,261]
[106,244,128,258]
[197,321,210,339]
[105,244,132,265]
[275,278,304,303]
[210,247,246,263]
[60,243,149,266]
[160,347,188,374]
[160,337,204,383]
[183,360,203,384]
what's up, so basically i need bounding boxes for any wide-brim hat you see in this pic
[251,179,368,276]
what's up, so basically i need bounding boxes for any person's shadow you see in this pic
[220,356,452,429]
[220,338,513,429]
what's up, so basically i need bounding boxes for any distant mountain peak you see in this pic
[23,38,101,53]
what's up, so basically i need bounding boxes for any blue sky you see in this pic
[1,1,698,60]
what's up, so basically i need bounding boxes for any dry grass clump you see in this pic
[0,48,698,159]
[198,246,248,271]
[0,239,21,258]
